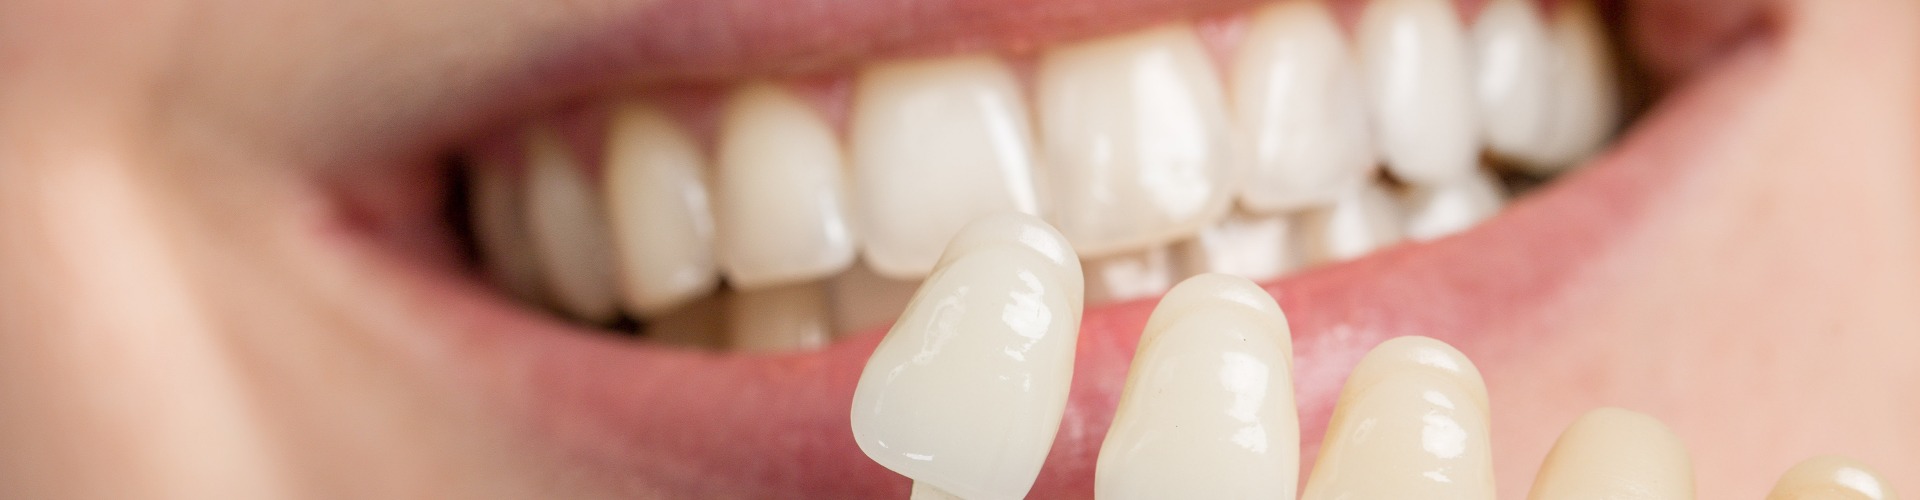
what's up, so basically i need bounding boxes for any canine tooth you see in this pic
[1084,246,1179,305]
[1296,183,1405,266]
[1176,211,1299,282]
[1358,0,1482,185]
[1403,170,1507,241]
[523,125,622,323]
[1096,274,1298,500]
[1037,25,1235,257]
[1234,0,1379,212]
[1766,456,1899,500]
[1301,336,1494,499]
[851,55,1043,279]
[1527,408,1695,500]
[469,161,546,303]
[726,281,833,353]
[604,99,719,315]
[850,213,1083,500]
[828,264,921,336]
[714,82,859,289]
[1520,0,1622,171]
[1473,0,1555,159]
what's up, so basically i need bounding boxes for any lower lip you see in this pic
[365,45,1762,498]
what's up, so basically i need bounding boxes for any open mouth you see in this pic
[315,0,1778,496]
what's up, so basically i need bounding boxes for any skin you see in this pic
[0,0,1915,498]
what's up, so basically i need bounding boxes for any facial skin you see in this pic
[0,0,1916,498]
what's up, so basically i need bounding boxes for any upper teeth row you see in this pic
[467,0,1619,329]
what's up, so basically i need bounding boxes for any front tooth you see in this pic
[1301,336,1495,499]
[1403,170,1507,241]
[604,99,719,315]
[1084,246,1179,305]
[1234,0,1379,212]
[1526,408,1694,500]
[1766,456,1899,500]
[850,55,1044,279]
[1472,0,1556,159]
[1176,211,1299,282]
[1096,274,1298,499]
[1295,183,1406,266]
[714,81,859,289]
[469,161,546,303]
[726,281,833,353]
[828,263,921,336]
[523,124,622,323]
[1357,0,1482,185]
[850,212,1083,500]
[1520,0,1622,172]
[1037,25,1235,257]
[647,294,726,350]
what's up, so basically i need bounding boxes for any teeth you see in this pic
[1083,246,1180,305]
[850,55,1044,279]
[468,161,546,303]
[828,263,921,336]
[725,281,833,353]
[714,81,859,289]
[1176,211,1299,283]
[523,125,623,323]
[1233,0,1379,212]
[1301,336,1495,499]
[850,212,1083,500]
[1402,170,1507,241]
[1037,25,1235,256]
[1526,408,1695,500]
[603,99,720,315]
[1296,183,1406,266]
[1766,456,1899,500]
[1472,0,1555,159]
[1520,0,1622,171]
[1096,274,1298,499]
[647,294,726,350]
[1357,0,1482,185]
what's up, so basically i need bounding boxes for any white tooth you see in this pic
[1176,211,1299,282]
[1084,246,1179,305]
[523,124,622,323]
[604,99,720,316]
[1520,0,1622,171]
[1403,170,1506,241]
[850,213,1083,500]
[1295,183,1405,266]
[726,281,833,353]
[828,263,921,336]
[1301,336,1495,499]
[1472,0,1555,159]
[851,55,1044,279]
[714,81,859,289]
[1358,0,1482,185]
[1766,456,1899,500]
[647,294,726,350]
[1234,0,1379,212]
[469,161,546,303]
[1096,274,1298,500]
[1527,408,1695,500]
[1037,25,1235,257]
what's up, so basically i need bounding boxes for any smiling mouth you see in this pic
[322,0,1775,496]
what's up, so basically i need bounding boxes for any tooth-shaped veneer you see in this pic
[828,263,920,336]
[1096,274,1298,499]
[1526,408,1694,500]
[469,161,546,303]
[1084,246,1179,305]
[1296,183,1405,266]
[726,281,832,353]
[1037,25,1235,257]
[1520,0,1622,172]
[1357,0,1482,185]
[1766,456,1900,500]
[1176,211,1298,282]
[714,82,859,289]
[604,99,719,316]
[1403,170,1507,241]
[1301,336,1494,499]
[1234,0,1379,212]
[1473,0,1555,159]
[523,125,622,323]
[851,55,1044,279]
[850,212,1083,500]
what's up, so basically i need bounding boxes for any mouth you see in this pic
[317,0,1777,496]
